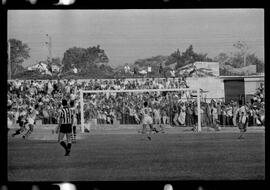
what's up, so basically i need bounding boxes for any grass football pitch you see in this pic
[8,128,265,181]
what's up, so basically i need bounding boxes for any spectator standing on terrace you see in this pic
[205,102,212,126]
[42,105,50,125]
[47,80,53,95]
[178,102,186,126]
[172,99,180,127]
[226,103,233,126]
[217,102,221,125]
[249,105,255,126]
[221,104,226,127]
[186,103,193,127]
[232,101,239,127]
[211,101,220,130]
[193,102,198,131]
[259,103,265,126]
[160,102,168,125]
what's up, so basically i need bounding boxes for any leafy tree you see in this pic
[215,40,264,76]
[62,45,109,74]
[62,47,86,73]
[51,57,62,67]
[246,53,264,73]
[229,52,244,68]
[214,52,230,64]
[45,57,62,75]
[8,39,30,77]
[167,45,213,69]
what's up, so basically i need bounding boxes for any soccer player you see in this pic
[57,99,73,156]
[12,107,28,137]
[237,100,248,139]
[153,103,165,133]
[70,100,77,143]
[22,105,38,139]
[7,109,15,132]
[140,101,157,140]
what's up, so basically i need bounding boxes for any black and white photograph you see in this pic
[6,8,265,183]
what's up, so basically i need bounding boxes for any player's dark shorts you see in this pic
[18,120,27,128]
[238,123,247,132]
[59,124,72,134]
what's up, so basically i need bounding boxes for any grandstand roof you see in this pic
[219,75,264,80]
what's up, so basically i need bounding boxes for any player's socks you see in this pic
[60,141,67,150]
[238,132,244,139]
[24,130,31,138]
[65,143,72,156]
[67,143,72,150]
[73,126,77,143]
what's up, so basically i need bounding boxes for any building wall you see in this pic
[186,76,224,102]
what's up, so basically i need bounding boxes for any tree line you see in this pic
[8,38,264,79]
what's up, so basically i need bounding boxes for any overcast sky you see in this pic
[8,9,264,68]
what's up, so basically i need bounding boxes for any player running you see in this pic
[11,107,28,138]
[140,101,158,140]
[22,105,38,139]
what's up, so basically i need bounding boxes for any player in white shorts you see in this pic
[22,105,38,139]
[140,101,158,140]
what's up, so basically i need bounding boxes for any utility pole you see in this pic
[233,41,248,67]
[45,34,52,62]
[243,51,247,67]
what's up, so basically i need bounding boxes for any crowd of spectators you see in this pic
[7,78,264,128]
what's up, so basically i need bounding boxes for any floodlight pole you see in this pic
[46,34,52,62]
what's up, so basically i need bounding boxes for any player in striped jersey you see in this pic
[57,99,73,156]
